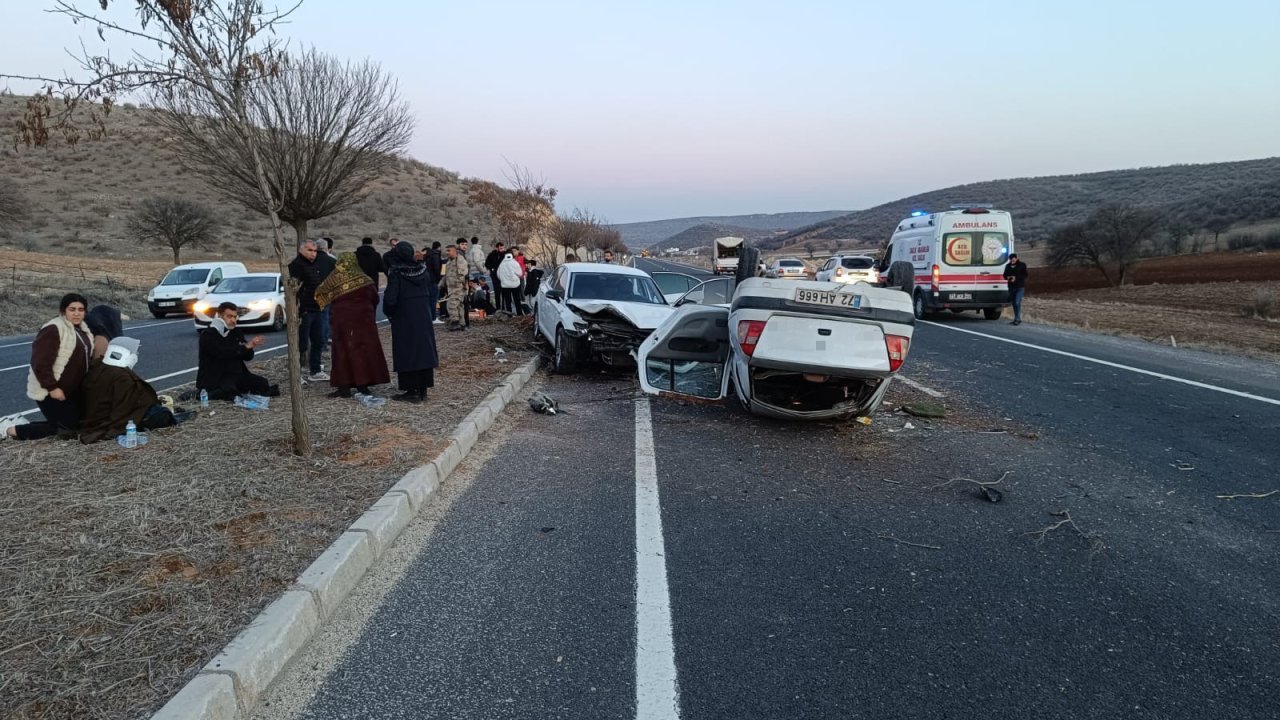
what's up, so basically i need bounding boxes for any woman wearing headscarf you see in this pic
[3,293,93,441]
[382,243,439,404]
[497,252,526,316]
[85,305,123,360]
[316,252,391,399]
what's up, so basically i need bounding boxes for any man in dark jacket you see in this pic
[1002,253,1029,326]
[382,238,400,287]
[524,259,544,300]
[485,242,506,299]
[197,302,279,400]
[425,241,444,325]
[355,237,383,289]
[287,240,336,379]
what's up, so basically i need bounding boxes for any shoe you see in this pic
[391,392,421,404]
[433,319,445,325]
[327,388,353,399]
[0,414,29,439]
[310,371,331,382]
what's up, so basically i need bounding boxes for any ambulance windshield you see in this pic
[942,232,1010,267]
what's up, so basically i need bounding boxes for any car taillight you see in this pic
[885,335,909,372]
[835,267,845,277]
[931,264,940,292]
[737,320,767,356]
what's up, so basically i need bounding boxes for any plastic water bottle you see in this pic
[199,389,209,409]
[124,420,137,449]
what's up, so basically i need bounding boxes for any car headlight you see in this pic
[193,301,211,314]
[184,286,200,296]
[147,289,155,300]
[247,299,273,312]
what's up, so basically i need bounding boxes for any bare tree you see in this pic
[0,177,29,235]
[1047,204,1162,286]
[127,196,220,263]
[1203,216,1232,250]
[468,162,558,260]
[148,48,414,246]
[2,0,325,455]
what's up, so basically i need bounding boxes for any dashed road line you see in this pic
[634,398,681,720]
[896,375,944,398]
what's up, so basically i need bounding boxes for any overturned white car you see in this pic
[532,264,675,373]
[636,276,914,420]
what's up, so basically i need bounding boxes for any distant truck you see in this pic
[712,236,745,275]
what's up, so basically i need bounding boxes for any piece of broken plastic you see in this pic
[855,416,873,426]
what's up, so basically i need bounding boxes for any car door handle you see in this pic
[818,328,832,336]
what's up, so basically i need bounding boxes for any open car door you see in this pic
[650,271,703,305]
[636,304,732,400]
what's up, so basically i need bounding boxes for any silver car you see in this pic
[765,257,808,280]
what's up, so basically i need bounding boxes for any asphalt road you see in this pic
[252,301,1280,719]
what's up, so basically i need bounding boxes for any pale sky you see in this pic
[4,0,1279,223]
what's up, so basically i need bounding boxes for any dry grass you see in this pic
[0,320,538,719]
[0,96,498,262]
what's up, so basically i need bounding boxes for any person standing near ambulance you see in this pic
[1003,253,1029,325]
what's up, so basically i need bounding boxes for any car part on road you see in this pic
[528,391,560,415]
[736,246,761,285]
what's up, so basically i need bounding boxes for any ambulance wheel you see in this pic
[983,308,1002,320]
[913,291,929,320]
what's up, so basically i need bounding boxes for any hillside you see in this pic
[778,157,1280,247]
[0,96,498,262]
[614,210,851,249]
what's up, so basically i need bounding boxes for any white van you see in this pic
[146,262,248,317]
[878,208,1014,320]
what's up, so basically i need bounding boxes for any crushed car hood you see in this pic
[568,301,675,329]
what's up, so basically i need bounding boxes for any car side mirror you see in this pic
[545,289,563,302]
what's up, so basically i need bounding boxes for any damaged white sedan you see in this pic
[636,277,914,420]
[533,264,675,373]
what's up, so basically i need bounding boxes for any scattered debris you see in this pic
[903,422,915,430]
[930,470,1009,503]
[855,416,872,426]
[1026,510,1105,555]
[877,533,942,550]
[1170,461,1195,471]
[494,347,508,363]
[903,402,946,419]
[539,527,556,533]
[1215,490,1277,501]
[528,392,560,415]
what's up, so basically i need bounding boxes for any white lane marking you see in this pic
[0,341,34,350]
[1,364,29,374]
[921,320,1280,407]
[634,398,680,720]
[896,375,944,398]
[0,319,192,349]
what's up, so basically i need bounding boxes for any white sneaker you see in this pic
[432,319,445,325]
[309,371,331,382]
[0,414,29,439]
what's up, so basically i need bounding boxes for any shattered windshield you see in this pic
[568,272,665,304]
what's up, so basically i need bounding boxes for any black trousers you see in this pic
[15,396,79,441]
[298,311,325,373]
[206,371,274,401]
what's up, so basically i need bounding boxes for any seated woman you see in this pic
[3,293,93,441]
[78,337,182,444]
[196,302,279,401]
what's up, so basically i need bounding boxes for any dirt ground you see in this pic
[1023,280,1280,359]
[0,319,537,720]
[1031,250,1280,294]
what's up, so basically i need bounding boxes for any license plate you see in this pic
[951,293,972,301]
[794,288,862,309]
[159,301,176,307]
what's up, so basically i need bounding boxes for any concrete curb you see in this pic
[151,356,541,719]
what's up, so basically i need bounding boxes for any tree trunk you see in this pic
[172,245,181,265]
[248,146,311,457]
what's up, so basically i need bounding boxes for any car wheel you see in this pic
[271,308,286,332]
[983,307,1003,320]
[152,311,165,319]
[913,291,928,320]
[552,326,579,374]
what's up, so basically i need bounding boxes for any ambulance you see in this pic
[878,206,1014,320]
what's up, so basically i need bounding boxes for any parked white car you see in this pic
[637,276,914,420]
[192,273,287,331]
[533,264,675,373]
[147,262,247,317]
[815,255,879,285]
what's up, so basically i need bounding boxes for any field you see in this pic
[0,96,498,261]
[1030,250,1280,293]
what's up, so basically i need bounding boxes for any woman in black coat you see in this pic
[382,242,439,404]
